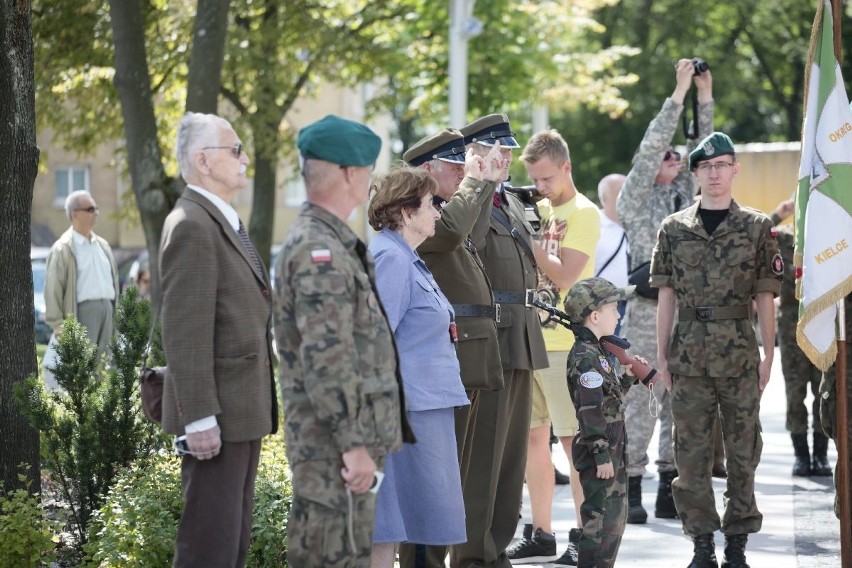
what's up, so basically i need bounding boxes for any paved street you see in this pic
[515,346,843,567]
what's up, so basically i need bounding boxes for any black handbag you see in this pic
[627,261,659,300]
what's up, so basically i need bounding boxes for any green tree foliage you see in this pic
[14,289,167,548]
[545,0,852,194]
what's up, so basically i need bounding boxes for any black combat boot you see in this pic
[791,432,811,476]
[627,475,647,524]
[687,534,718,568]
[655,470,679,519]
[812,431,833,476]
[720,534,749,568]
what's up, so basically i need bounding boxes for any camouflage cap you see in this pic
[563,277,635,322]
[297,114,381,167]
[403,128,466,167]
[460,113,520,148]
[688,131,736,170]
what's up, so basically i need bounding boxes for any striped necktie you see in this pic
[237,221,264,276]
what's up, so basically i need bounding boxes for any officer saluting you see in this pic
[651,132,781,568]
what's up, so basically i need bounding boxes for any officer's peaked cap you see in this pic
[403,129,466,167]
[460,114,520,149]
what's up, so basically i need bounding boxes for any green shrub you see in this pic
[85,436,292,567]
[0,471,58,568]
[15,289,169,549]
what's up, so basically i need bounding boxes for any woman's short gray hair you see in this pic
[176,112,228,179]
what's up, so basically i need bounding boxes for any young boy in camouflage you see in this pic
[564,277,646,568]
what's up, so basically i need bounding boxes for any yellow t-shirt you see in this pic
[536,192,600,351]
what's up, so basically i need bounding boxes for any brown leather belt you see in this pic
[452,303,501,323]
[679,305,751,322]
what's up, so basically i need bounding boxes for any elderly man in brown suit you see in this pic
[160,112,277,568]
[399,129,505,568]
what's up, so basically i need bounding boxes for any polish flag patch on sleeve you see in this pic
[310,249,332,263]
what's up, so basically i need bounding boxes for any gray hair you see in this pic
[64,190,93,220]
[597,173,626,205]
[176,112,229,179]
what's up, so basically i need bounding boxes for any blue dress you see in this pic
[369,228,469,545]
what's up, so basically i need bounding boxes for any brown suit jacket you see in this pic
[159,188,277,442]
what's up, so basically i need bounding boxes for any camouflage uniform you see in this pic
[273,202,413,568]
[818,294,852,517]
[568,325,637,568]
[772,221,823,435]
[649,199,781,537]
[616,97,713,478]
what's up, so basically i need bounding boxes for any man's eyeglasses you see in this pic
[695,161,735,173]
[74,206,99,213]
[202,143,243,159]
[663,149,681,162]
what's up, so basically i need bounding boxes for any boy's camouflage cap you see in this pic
[563,277,635,322]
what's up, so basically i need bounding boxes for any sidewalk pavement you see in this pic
[515,346,842,567]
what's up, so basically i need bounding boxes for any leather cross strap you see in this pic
[490,208,537,267]
[678,305,751,322]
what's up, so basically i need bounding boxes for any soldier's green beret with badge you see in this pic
[403,128,466,167]
[297,114,381,167]
[460,113,520,149]
[688,131,736,170]
[563,277,635,323]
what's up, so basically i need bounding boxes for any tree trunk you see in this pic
[0,0,41,493]
[186,0,230,113]
[248,125,280,269]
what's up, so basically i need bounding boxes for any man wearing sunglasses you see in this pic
[160,112,277,567]
[44,190,119,359]
[615,58,715,526]
[650,131,781,568]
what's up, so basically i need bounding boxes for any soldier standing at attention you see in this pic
[769,199,832,477]
[458,114,549,568]
[273,115,415,568]
[564,278,644,568]
[651,132,782,568]
[616,58,714,524]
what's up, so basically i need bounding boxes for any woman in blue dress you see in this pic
[367,166,469,567]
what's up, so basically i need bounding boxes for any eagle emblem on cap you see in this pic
[703,141,715,156]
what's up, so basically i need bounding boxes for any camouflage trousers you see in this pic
[621,296,676,476]
[670,375,763,536]
[818,336,852,518]
[287,458,381,568]
[778,321,822,434]
[576,443,627,568]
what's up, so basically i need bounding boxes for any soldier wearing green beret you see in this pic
[651,131,782,568]
[616,59,715,525]
[273,114,415,567]
[564,277,644,568]
[456,114,549,567]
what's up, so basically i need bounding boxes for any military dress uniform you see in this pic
[457,114,548,568]
[616,96,714,503]
[567,325,636,568]
[650,198,781,539]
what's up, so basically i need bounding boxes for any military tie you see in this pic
[237,221,264,276]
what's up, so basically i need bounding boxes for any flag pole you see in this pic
[830,0,851,564]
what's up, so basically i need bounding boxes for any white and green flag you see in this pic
[795,0,852,370]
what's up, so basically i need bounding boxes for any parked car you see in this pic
[32,246,51,344]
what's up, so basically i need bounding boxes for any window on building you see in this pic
[285,175,306,207]
[54,166,90,206]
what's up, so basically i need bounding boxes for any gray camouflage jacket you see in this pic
[617,98,714,272]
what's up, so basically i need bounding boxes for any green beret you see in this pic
[460,114,520,148]
[563,277,634,323]
[403,129,466,167]
[688,131,736,170]
[297,114,381,167]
